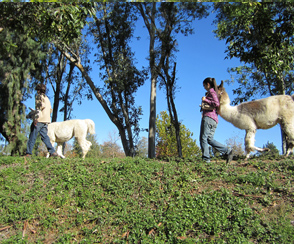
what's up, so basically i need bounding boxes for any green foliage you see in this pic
[214,2,294,101]
[72,134,101,158]
[100,140,125,158]
[0,27,44,155]
[0,156,294,242]
[156,111,201,159]
[0,3,95,45]
[84,134,101,158]
[263,141,280,155]
[257,141,280,158]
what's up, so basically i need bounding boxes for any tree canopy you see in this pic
[214,2,294,102]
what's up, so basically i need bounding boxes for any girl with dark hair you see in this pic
[199,77,233,163]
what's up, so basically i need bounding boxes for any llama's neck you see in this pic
[219,100,236,122]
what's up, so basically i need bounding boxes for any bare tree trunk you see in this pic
[169,94,182,158]
[52,83,60,123]
[161,62,182,158]
[63,63,75,121]
[138,2,158,158]
[169,63,182,158]
[149,75,157,158]
[51,53,67,122]
[61,62,75,155]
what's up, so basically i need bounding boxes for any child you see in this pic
[199,77,233,163]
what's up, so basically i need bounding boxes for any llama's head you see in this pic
[26,109,39,120]
[218,80,230,105]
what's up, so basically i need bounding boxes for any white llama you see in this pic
[47,119,95,159]
[217,81,294,159]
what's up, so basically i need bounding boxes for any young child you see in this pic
[199,77,233,163]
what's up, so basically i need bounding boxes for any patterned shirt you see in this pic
[202,88,219,123]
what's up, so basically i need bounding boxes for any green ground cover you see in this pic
[0,156,293,243]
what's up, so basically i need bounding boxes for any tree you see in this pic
[84,134,101,158]
[214,2,294,153]
[63,143,73,158]
[156,111,201,159]
[158,62,183,158]
[136,2,209,158]
[0,27,45,155]
[136,136,148,158]
[225,135,245,157]
[49,47,66,122]
[100,130,124,158]
[101,141,125,158]
[72,137,82,158]
[87,3,146,156]
[0,82,9,143]
[214,2,294,98]
[257,141,280,157]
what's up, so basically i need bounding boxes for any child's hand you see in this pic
[202,97,206,101]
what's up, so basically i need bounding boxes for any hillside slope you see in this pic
[0,156,293,243]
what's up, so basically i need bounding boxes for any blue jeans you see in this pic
[26,122,55,155]
[200,116,229,162]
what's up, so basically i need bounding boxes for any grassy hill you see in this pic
[0,156,293,243]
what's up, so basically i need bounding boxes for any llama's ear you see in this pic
[220,80,224,87]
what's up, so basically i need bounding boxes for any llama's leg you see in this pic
[281,121,294,156]
[56,143,65,158]
[77,138,92,159]
[245,130,255,159]
[245,129,270,159]
[286,144,294,156]
[82,140,92,159]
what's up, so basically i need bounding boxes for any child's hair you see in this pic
[36,84,46,94]
[203,77,218,95]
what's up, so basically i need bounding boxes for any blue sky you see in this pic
[25,13,283,154]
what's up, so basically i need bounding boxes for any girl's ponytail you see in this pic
[212,78,218,96]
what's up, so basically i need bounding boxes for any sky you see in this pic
[25,13,283,154]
